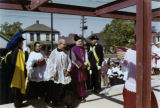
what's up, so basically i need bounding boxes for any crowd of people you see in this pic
[1,32,105,108]
[1,32,159,108]
[152,42,160,74]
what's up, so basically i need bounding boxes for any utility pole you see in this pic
[51,13,53,50]
[81,16,87,38]
[50,0,54,50]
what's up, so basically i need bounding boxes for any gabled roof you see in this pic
[0,34,9,42]
[59,36,75,44]
[23,23,60,33]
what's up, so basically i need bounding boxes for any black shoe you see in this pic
[52,101,61,107]
[79,97,86,103]
[87,86,93,90]
[45,98,51,104]
[14,103,27,108]
[14,103,23,108]
[93,90,100,94]
[65,105,73,108]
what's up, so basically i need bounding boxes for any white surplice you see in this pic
[122,49,136,92]
[44,48,71,85]
[26,50,47,82]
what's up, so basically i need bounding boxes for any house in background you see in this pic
[0,34,9,49]
[22,20,60,55]
[59,35,75,45]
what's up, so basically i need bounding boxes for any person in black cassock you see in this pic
[86,34,104,93]
[26,42,47,100]
[5,32,27,108]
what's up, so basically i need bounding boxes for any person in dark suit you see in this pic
[87,34,104,93]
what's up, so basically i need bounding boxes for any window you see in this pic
[52,35,55,41]
[158,36,160,42]
[30,33,34,41]
[37,33,40,41]
[46,34,50,41]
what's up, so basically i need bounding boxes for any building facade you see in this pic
[22,20,60,52]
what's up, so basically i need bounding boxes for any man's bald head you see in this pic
[58,38,67,50]
[58,38,66,45]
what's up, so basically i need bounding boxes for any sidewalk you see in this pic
[0,75,159,108]
[0,85,124,108]
[78,85,123,108]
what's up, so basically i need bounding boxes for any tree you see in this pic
[100,19,135,53]
[0,22,23,40]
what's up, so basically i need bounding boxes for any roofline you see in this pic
[0,34,9,41]
[22,31,60,34]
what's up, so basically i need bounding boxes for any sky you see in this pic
[0,0,160,37]
[0,9,112,37]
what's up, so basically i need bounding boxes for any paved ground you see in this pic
[0,75,159,108]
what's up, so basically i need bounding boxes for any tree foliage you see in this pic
[0,22,23,40]
[100,19,135,53]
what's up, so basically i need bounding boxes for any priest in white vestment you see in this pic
[44,39,72,108]
[26,42,47,99]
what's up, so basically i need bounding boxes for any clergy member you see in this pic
[70,34,88,102]
[45,38,73,108]
[26,42,47,99]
